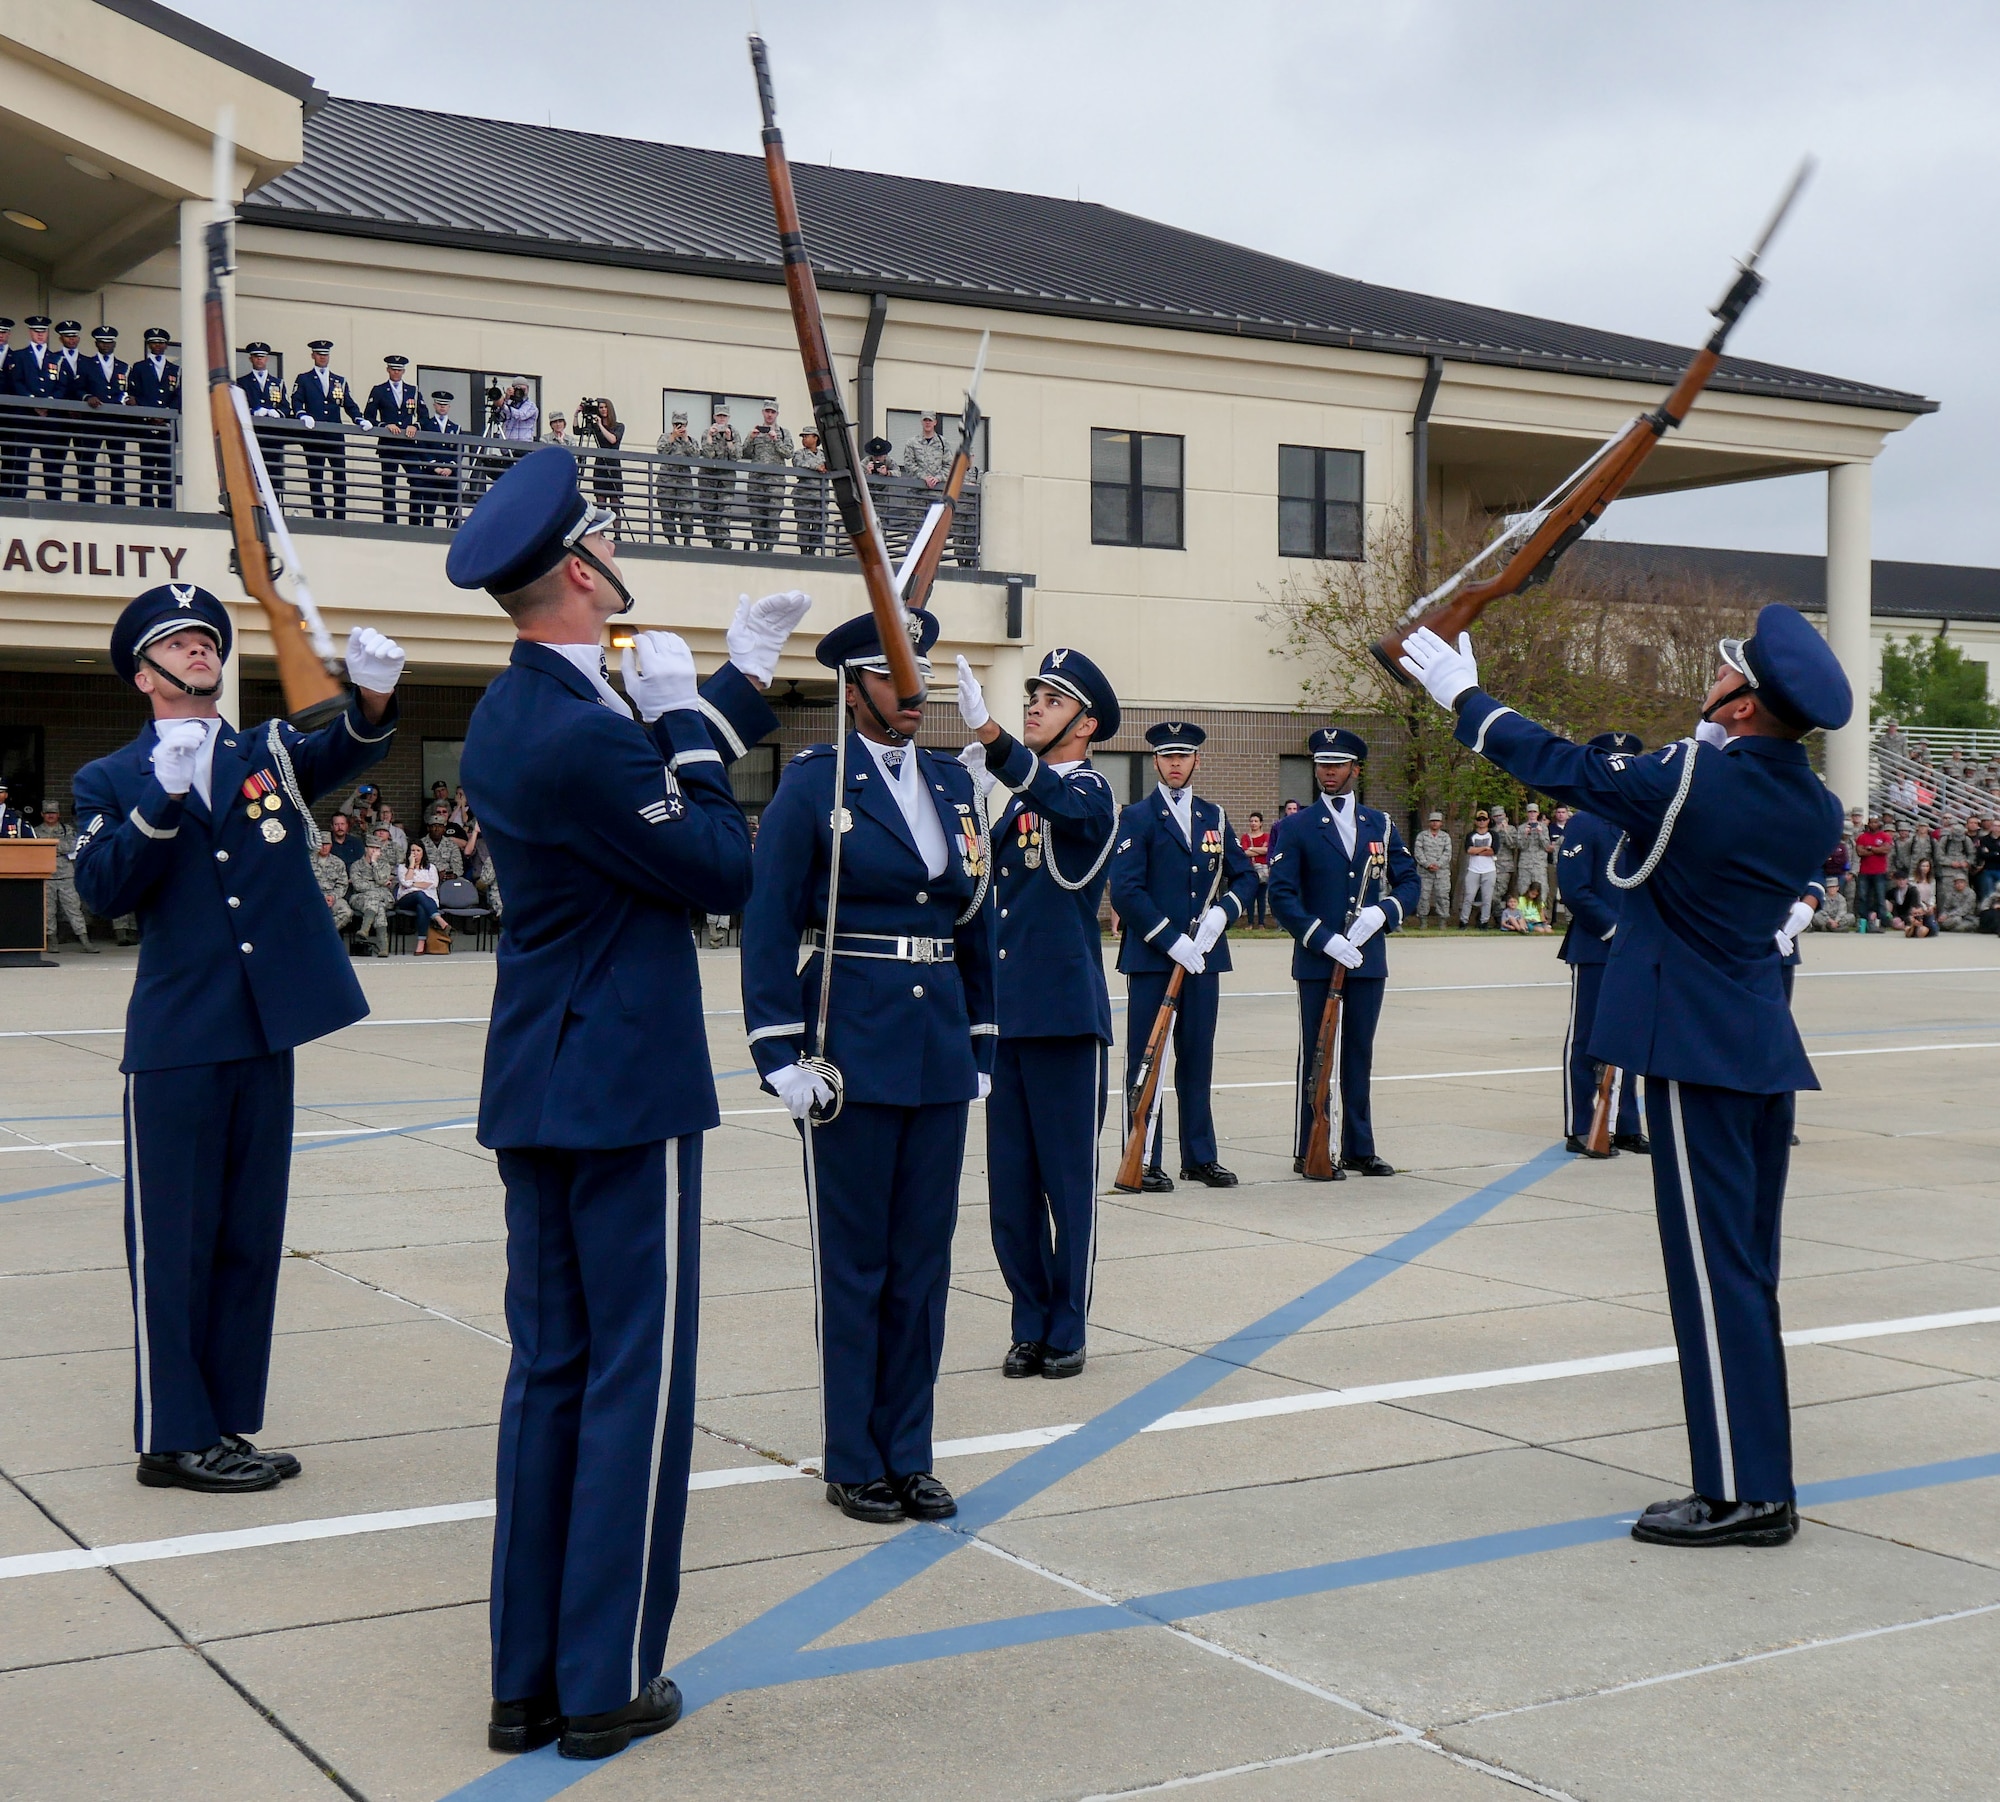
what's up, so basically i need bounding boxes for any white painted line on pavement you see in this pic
[7,1304,1992,1586]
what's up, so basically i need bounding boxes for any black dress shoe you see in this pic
[888,1470,958,1521]
[560,1674,682,1760]
[1180,1161,1238,1187]
[825,1478,905,1525]
[1040,1345,1086,1379]
[136,1442,281,1493]
[1612,1131,1651,1155]
[489,1693,561,1754]
[1342,1154,1396,1177]
[221,1433,300,1479]
[1630,1493,1798,1548]
[1140,1165,1175,1193]
[1002,1340,1045,1379]
[1564,1134,1617,1159]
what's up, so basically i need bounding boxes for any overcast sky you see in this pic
[180,0,1997,566]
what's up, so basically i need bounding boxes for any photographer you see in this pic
[700,405,741,549]
[492,378,539,445]
[575,397,626,524]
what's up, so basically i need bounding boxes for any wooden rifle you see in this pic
[895,333,989,608]
[204,112,347,728]
[1113,849,1228,1193]
[749,36,923,711]
[1584,1062,1618,1157]
[1373,162,1812,682]
[1301,847,1385,1181]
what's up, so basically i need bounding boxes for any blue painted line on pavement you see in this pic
[0,1175,118,1205]
[436,1144,1570,1802]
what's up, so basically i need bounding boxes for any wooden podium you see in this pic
[0,839,58,967]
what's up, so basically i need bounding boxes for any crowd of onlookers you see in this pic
[314,780,502,954]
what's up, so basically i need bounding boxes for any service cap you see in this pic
[1587,730,1645,754]
[430,389,453,402]
[1146,720,1206,753]
[307,338,334,352]
[24,315,52,330]
[815,607,940,674]
[1027,646,1120,742]
[142,326,171,344]
[1719,603,1853,733]
[383,354,409,368]
[54,319,81,335]
[110,584,232,684]
[1309,726,1367,764]
[446,445,618,598]
[243,340,271,354]
[92,324,118,342]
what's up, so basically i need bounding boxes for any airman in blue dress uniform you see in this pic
[236,340,292,503]
[290,339,364,519]
[449,447,805,1760]
[1266,729,1420,1178]
[69,325,132,507]
[1400,604,1851,1548]
[1109,722,1258,1190]
[364,354,424,524]
[741,608,997,1529]
[71,584,402,1497]
[1556,732,1648,1157]
[955,646,1120,1379]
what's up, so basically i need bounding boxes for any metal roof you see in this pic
[241,98,1935,418]
[1577,541,2000,625]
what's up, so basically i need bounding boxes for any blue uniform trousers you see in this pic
[1125,969,1221,1168]
[987,1037,1108,1355]
[1292,976,1385,1162]
[1564,962,1641,1140]
[490,1136,701,1718]
[122,1053,294,1453]
[1645,1078,1795,1504]
[803,1101,967,1485]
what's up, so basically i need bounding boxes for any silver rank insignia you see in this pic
[260,816,286,844]
[830,808,853,834]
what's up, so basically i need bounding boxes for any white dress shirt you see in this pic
[545,642,633,717]
[1159,781,1194,846]
[1322,790,1357,857]
[863,735,948,878]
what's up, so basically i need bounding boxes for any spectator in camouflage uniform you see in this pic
[654,410,699,544]
[1412,811,1454,926]
[348,834,394,956]
[899,412,951,487]
[1812,876,1852,931]
[792,429,827,554]
[742,401,794,553]
[1489,804,1519,900]
[699,407,741,549]
[313,830,355,938]
[40,801,98,951]
[1940,874,1980,932]
[419,815,464,880]
[1936,816,1974,885]
[1516,803,1552,901]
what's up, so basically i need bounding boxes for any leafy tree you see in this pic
[1266,505,1760,832]
[1872,633,1999,729]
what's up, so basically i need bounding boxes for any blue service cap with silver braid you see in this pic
[1588,730,1645,754]
[110,584,233,685]
[1028,647,1120,741]
[1719,603,1853,733]
[814,607,940,673]
[445,446,618,601]
[1145,720,1206,753]
[1309,726,1368,763]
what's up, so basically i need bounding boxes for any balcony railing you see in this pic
[0,392,181,508]
[0,401,984,569]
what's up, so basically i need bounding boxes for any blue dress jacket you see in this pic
[1557,808,1622,968]
[1266,797,1420,982]
[236,370,290,417]
[68,355,130,406]
[72,698,397,1073]
[741,734,997,1108]
[1456,695,1842,1093]
[988,740,1117,1044]
[290,368,363,426]
[463,647,774,1152]
[364,381,424,433]
[1109,788,1258,977]
[125,357,181,411]
[2,345,64,400]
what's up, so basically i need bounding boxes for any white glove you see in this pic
[768,1063,833,1121]
[959,739,996,800]
[977,1074,992,1102]
[620,631,700,722]
[1775,898,1815,956]
[1167,934,1206,976]
[1346,903,1387,949]
[1398,627,1480,712]
[1325,932,1365,970]
[1694,719,1730,750]
[956,655,990,731]
[149,720,208,796]
[726,590,811,687]
[345,625,406,693]
[1192,904,1229,955]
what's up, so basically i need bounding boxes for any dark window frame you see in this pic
[1091,428,1184,550]
[1278,445,1365,561]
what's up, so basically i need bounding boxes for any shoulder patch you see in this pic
[1117,837,1133,852]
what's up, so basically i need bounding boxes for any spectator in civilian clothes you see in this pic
[1281,798,1302,819]
[452,786,474,828]
[1907,857,1940,937]
[420,814,465,880]
[326,812,365,870]
[1854,815,1893,930]
[428,779,452,818]
[1980,887,2000,935]
[1518,880,1552,934]
[1976,818,2000,901]
[1240,812,1272,925]
[1940,875,1979,932]
[1459,810,1497,926]
[341,781,381,830]
[394,842,442,949]
[497,379,538,445]
[584,398,626,522]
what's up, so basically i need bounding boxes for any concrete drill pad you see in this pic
[0,1563,178,1672]
[1156,1739,1554,1799]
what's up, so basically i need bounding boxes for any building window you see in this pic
[1091,429,1183,549]
[422,739,465,805]
[1090,749,1147,804]
[1278,755,1318,808]
[1278,446,1363,560]
[731,743,779,811]
[420,369,541,434]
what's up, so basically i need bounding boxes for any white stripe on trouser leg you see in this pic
[1561,969,1579,1137]
[630,1138,681,1696]
[802,1120,829,1474]
[127,1077,153,1452]
[1665,1080,1736,1501]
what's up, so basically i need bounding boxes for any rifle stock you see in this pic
[1113,964,1185,1193]
[1300,968,1346,1181]
[1585,1062,1617,1157]
[750,35,922,710]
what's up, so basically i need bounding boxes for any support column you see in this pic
[177,199,216,516]
[1824,461,1873,811]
